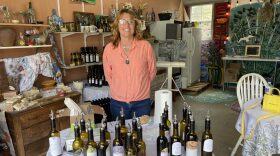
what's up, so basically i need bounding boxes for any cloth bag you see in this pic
[263,88,280,113]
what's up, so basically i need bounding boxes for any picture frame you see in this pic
[245,45,261,57]
[73,11,96,32]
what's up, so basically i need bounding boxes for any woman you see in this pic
[103,9,157,120]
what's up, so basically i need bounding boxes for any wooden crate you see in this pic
[5,91,81,156]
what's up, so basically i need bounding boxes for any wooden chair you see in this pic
[231,73,269,156]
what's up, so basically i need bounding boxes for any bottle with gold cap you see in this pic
[125,124,136,156]
[132,112,138,146]
[80,114,88,145]
[163,102,171,127]
[72,121,84,152]
[179,102,188,145]
[86,119,98,156]
[136,121,146,156]
[120,107,128,143]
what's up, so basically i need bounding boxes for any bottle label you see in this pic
[160,148,168,156]
[106,145,111,156]
[171,142,181,155]
[87,145,97,156]
[203,139,213,152]
[86,55,90,63]
[99,80,103,86]
[186,141,198,156]
[113,146,125,156]
[164,130,170,142]
[96,54,100,62]
[49,137,62,155]
[90,54,94,62]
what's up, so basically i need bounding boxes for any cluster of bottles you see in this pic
[98,17,111,32]
[145,8,156,22]
[70,46,100,66]
[157,102,213,156]
[87,65,108,87]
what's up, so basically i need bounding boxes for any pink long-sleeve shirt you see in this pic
[103,39,157,103]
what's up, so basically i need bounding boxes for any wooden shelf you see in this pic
[0,45,52,50]
[60,62,103,69]
[0,23,49,27]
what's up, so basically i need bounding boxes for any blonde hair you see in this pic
[111,9,143,48]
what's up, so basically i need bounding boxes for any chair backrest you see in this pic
[236,73,269,109]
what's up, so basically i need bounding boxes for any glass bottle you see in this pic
[170,115,181,156]
[102,112,111,142]
[163,102,171,127]
[132,112,138,146]
[120,107,128,143]
[27,2,36,24]
[86,120,98,156]
[151,8,156,22]
[125,124,136,156]
[80,114,88,145]
[162,114,170,143]
[201,111,213,156]
[136,122,146,156]
[113,117,125,156]
[157,116,168,156]
[49,110,62,156]
[98,125,109,156]
[179,102,187,145]
[185,115,198,156]
[72,121,84,152]
[95,47,100,62]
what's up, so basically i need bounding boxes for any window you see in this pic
[190,4,213,40]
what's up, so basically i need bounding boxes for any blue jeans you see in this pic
[110,98,151,120]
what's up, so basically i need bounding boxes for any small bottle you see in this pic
[98,124,110,156]
[163,102,171,127]
[185,115,198,156]
[49,110,62,156]
[113,117,125,156]
[136,122,146,156]
[125,124,137,156]
[157,116,169,156]
[80,114,88,145]
[102,112,111,142]
[201,111,213,156]
[162,114,170,143]
[27,2,36,24]
[180,102,188,146]
[72,121,84,152]
[86,119,98,156]
[120,107,128,143]
[132,112,138,146]
[170,115,181,156]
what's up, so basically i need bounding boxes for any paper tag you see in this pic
[65,139,75,151]
[171,142,181,155]
[113,146,125,156]
[203,139,213,152]
[87,145,98,156]
[186,141,198,156]
[49,137,62,155]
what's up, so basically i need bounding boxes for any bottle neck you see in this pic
[80,121,86,132]
[132,120,137,132]
[115,125,120,139]
[74,127,81,138]
[121,116,125,126]
[205,120,210,131]
[126,134,132,149]
[183,108,187,120]
[51,119,56,131]
[159,124,165,136]
[100,128,105,142]
[173,123,179,136]
[88,128,94,141]
[190,120,195,133]
[137,128,143,141]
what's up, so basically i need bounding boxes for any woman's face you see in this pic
[118,13,135,39]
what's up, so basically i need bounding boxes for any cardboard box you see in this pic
[224,63,241,82]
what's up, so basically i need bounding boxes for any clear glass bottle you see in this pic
[27,2,36,24]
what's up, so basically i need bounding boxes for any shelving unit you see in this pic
[0,23,49,27]
[55,31,112,75]
[0,45,52,50]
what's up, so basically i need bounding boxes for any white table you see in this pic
[156,61,185,90]
[222,56,280,90]
[235,98,280,155]
[83,86,110,101]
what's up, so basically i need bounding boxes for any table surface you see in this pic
[47,118,203,156]
[235,98,280,155]
[222,56,280,62]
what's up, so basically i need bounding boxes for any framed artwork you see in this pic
[73,11,96,32]
[245,45,261,57]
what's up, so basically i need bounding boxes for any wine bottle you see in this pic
[162,114,170,142]
[86,119,98,156]
[102,112,111,142]
[72,121,84,152]
[98,125,109,156]
[120,107,128,143]
[136,122,146,156]
[132,112,138,147]
[89,46,94,63]
[170,115,181,156]
[151,8,156,22]
[201,111,213,156]
[49,110,62,156]
[88,66,92,86]
[179,102,187,145]
[185,115,198,156]
[157,116,168,156]
[184,105,192,145]
[85,47,90,63]
[95,47,100,62]
[80,114,88,145]
[27,2,36,24]
[163,102,171,127]
[125,124,136,156]
[113,117,125,156]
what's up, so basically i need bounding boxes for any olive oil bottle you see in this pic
[132,112,138,146]
[163,102,171,127]
[98,124,109,156]
[185,115,198,156]
[120,107,128,143]
[49,110,62,156]
[179,102,188,145]
[156,116,168,156]
[125,124,136,156]
[112,117,125,156]
[170,115,181,156]
[201,111,213,156]
[80,114,88,145]
[136,122,146,156]
[86,120,98,156]
[72,121,84,152]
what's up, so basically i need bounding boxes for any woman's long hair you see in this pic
[111,9,143,48]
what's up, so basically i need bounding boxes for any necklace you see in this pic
[122,45,130,64]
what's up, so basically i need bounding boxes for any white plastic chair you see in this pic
[231,73,269,156]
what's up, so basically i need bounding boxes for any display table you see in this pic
[47,118,203,156]
[222,56,280,90]
[156,61,185,90]
[235,98,280,155]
